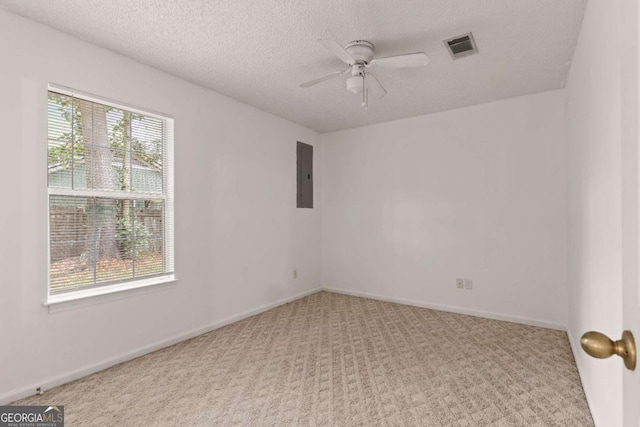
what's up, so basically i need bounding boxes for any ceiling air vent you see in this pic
[444,33,478,59]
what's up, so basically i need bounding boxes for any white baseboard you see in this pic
[566,328,597,426]
[323,287,566,331]
[0,287,322,405]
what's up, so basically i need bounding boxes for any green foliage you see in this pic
[47,92,83,168]
[116,217,152,259]
[47,93,163,177]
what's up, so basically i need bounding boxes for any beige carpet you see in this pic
[15,291,593,426]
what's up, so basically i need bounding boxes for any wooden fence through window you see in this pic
[49,206,163,262]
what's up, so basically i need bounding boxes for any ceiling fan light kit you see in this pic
[301,39,430,109]
[346,74,364,94]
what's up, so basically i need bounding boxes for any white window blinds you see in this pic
[47,88,174,296]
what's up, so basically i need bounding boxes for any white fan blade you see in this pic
[370,52,429,69]
[318,39,355,65]
[366,73,387,99]
[300,70,346,88]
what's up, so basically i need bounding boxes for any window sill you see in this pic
[44,275,177,313]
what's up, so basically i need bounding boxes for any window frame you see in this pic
[45,84,175,306]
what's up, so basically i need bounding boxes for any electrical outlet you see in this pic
[456,279,464,289]
[293,269,298,279]
[464,279,473,290]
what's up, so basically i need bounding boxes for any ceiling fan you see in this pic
[300,39,430,109]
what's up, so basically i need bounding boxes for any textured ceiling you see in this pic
[0,0,587,133]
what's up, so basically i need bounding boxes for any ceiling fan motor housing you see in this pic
[345,40,375,64]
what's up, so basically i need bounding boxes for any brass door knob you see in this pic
[580,330,636,371]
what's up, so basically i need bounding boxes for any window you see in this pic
[47,86,174,302]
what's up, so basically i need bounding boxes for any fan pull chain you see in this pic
[362,73,369,110]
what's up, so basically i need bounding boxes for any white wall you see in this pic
[321,90,568,328]
[0,9,321,403]
[565,1,624,425]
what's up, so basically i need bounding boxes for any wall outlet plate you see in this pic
[456,279,464,289]
[464,279,473,290]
